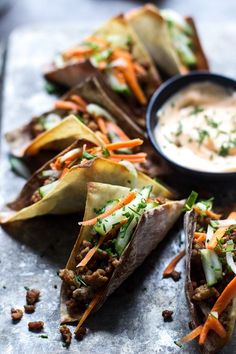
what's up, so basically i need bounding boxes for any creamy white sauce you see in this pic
[155,82,236,172]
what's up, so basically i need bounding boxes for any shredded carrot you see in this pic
[194,232,206,242]
[96,116,108,135]
[107,121,130,141]
[77,234,107,268]
[79,191,137,226]
[163,250,186,277]
[109,153,147,163]
[54,100,83,111]
[205,210,221,220]
[207,227,227,250]
[199,315,226,345]
[70,94,87,109]
[207,210,236,250]
[102,138,143,152]
[111,49,147,105]
[74,290,104,335]
[177,325,203,346]
[96,131,110,144]
[63,46,94,60]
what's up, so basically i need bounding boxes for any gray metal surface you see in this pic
[0,22,236,354]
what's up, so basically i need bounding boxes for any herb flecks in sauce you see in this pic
[155,82,236,172]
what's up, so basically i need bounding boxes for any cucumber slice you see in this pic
[41,170,61,178]
[41,114,61,130]
[106,73,131,95]
[115,214,138,256]
[38,181,59,198]
[200,249,222,287]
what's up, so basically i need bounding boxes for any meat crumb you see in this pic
[162,310,173,322]
[75,327,87,341]
[28,321,44,331]
[163,270,181,281]
[60,325,72,346]
[26,289,40,305]
[11,308,23,321]
[24,304,35,314]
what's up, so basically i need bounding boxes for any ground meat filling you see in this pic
[11,308,23,321]
[26,288,40,305]
[60,325,72,346]
[59,236,120,316]
[28,321,44,331]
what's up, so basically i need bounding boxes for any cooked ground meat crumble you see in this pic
[60,325,72,346]
[28,321,44,331]
[11,308,23,321]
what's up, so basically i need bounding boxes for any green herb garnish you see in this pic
[102,148,110,158]
[196,128,209,145]
[39,334,48,339]
[183,191,198,211]
[75,275,87,287]
[175,121,183,137]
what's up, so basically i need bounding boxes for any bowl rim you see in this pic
[146,71,236,178]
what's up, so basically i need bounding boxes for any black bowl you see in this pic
[146,72,236,179]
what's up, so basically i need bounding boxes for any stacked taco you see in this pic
[44,15,161,127]
[59,182,184,334]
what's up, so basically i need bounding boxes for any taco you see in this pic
[59,182,184,334]
[180,193,236,353]
[44,15,161,127]
[6,76,144,158]
[126,4,209,76]
[1,138,173,223]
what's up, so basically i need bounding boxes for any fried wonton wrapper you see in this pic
[126,4,209,76]
[0,139,173,223]
[184,210,236,353]
[60,182,184,325]
[44,15,160,126]
[6,76,144,157]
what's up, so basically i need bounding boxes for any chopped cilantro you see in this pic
[82,151,96,160]
[189,106,204,115]
[39,334,48,339]
[196,128,209,145]
[204,115,220,128]
[44,81,58,94]
[175,121,183,137]
[218,143,230,157]
[75,115,84,123]
[75,275,87,287]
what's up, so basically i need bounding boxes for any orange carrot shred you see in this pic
[205,210,221,220]
[199,315,226,345]
[74,290,104,334]
[207,210,236,250]
[194,232,206,242]
[79,191,137,226]
[107,121,130,141]
[70,94,87,109]
[54,100,83,111]
[163,250,186,277]
[96,116,108,135]
[176,325,203,346]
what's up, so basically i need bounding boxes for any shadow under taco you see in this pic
[59,182,184,335]
[44,15,161,127]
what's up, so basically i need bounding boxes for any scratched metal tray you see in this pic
[0,22,236,354]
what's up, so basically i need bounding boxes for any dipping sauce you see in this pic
[155,82,236,172]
